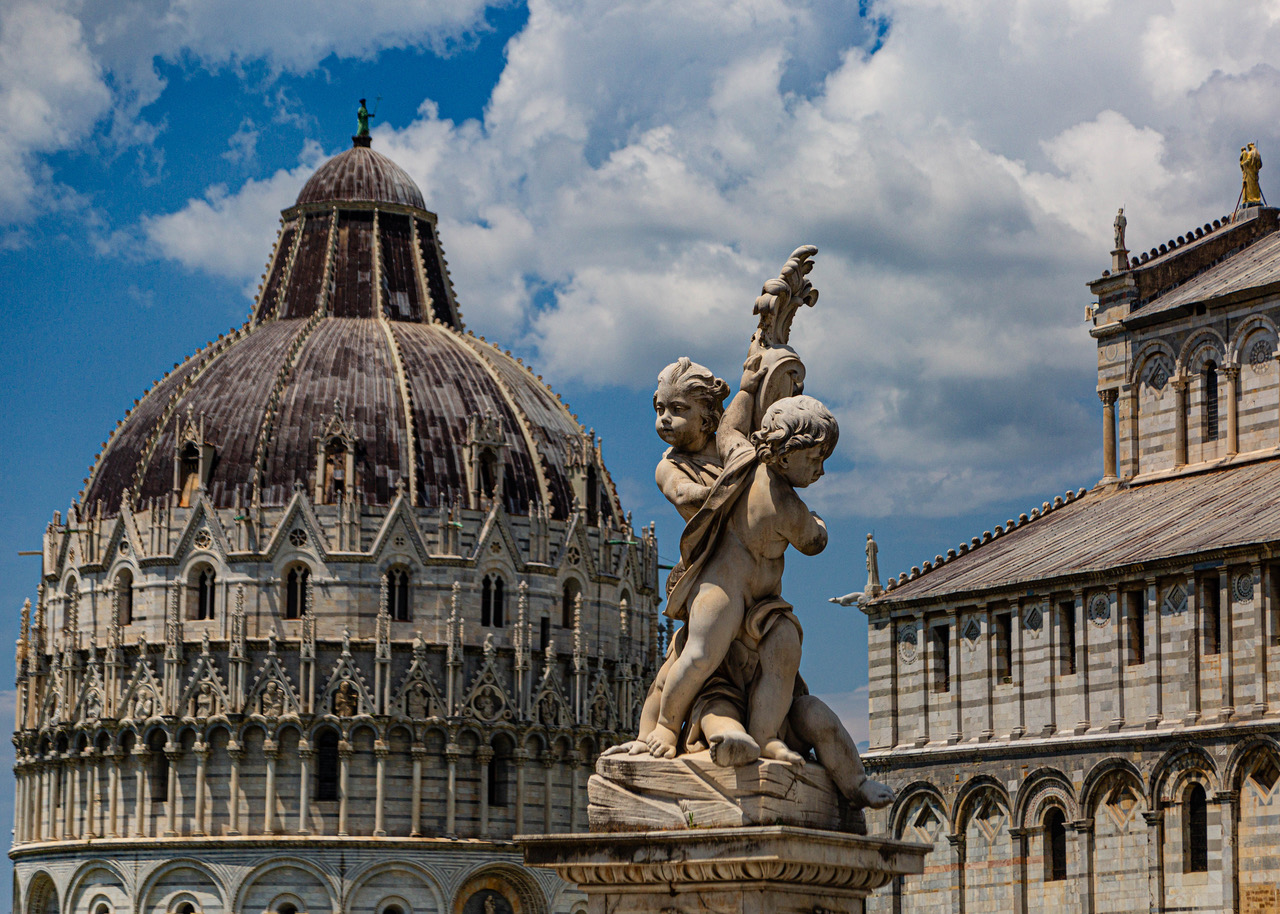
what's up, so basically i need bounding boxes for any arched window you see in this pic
[1043,806,1067,881]
[94,904,111,914]
[479,449,499,498]
[1204,361,1219,441]
[562,578,581,629]
[539,617,550,652]
[275,905,298,914]
[1185,783,1209,872]
[189,565,216,621]
[383,906,405,914]
[385,567,410,621]
[316,728,340,801]
[147,730,169,803]
[482,575,506,628]
[323,437,347,502]
[284,565,310,620]
[488,743,510,807]
[116,569,134,626]
[586,463,599,519]
[175,904,197,914]
[178,442,201,507]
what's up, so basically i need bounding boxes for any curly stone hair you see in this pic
[655,357,730,435]
[751,395,839,465]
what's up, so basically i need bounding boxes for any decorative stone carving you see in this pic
[1250,339,1275,373]
[1235,571,1255,602]
[1161,583,1188,616]
[1024,604,1044,634]
[600,246,892,833]
[898,624,918,664]
[962,617,982,648]
[1089,593,1111,626]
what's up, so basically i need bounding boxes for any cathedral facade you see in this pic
[863,201,1280,912]
[12,137,661,914]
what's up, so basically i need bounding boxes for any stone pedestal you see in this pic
[590,750,863,832]
[519,825,928,914]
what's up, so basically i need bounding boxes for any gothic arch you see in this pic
[1152,744,1219,803]
[346,859,446,914]
[1015,768,1078,828]
[24,870,58,914]
[452,862,548,914]
[65,861,128,914]
[230,857,340,914]
[1080,757,1147,814]
[889,781,950,836]
[1178,328,1227,374]
[1129,339,1178,386]
[1228,314,1280,364]
[1225,735,1280,790]
[137,858,225,914]
[952,774,1010,830]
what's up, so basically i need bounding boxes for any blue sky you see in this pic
[4,0,1280,878]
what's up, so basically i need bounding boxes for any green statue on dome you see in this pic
[357,98,373,137]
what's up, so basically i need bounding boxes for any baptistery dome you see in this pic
[14,133,660,914]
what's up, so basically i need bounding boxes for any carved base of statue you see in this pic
[589,749,866,833]
[519,825,929,914]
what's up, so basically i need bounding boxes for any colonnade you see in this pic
[14,731,593,845]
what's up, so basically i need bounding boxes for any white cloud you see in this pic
[143,144,325,290]
[0,1,112,223]
[139,0,1280,518]
[0,0,506,227]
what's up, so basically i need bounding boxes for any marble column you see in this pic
[410,745,425,837]
[1070,820,1095,914]
[1072,591,1090,733]
[297,744,313,835]
[133,750,146,837]
[165,748,180,837]
[88,751,101,838]
[193,743,208,836]
[1257,563,1270,716]
[263,739,279,835]
[981,604,994,741]
[1008,827,1028,914]
[1220,573,1235,719]
[445,743,461,836]
[478,746,494,838]
[374,741,389,837]
[947,834,966,912]
[569,752,583,832]
[1142,811,1164,914]
[514,749,528,836]
[1216,791,1238,913]
[338,741,352,837]
[1099,389,1118,481]
[1173,377,1189,467]
[108,752,120,838]
[543,757,555,832]
[227,744,243,835]
[1224,365,1240,456]
[1146,579,1163,728]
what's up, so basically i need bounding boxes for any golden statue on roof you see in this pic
[1241,142,1263,207]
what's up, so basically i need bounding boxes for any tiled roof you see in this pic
[1125,230,1280,321]
[295,142,426,209]
[869,455,1280,605]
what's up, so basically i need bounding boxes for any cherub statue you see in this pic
[653,357,729,523]
[1242,143,1263,206]
[607,246,894,819]
[648,376,835,764]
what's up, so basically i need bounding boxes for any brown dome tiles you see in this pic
[133,320,306,509]
[260,318,408,506]
[393,324,553,515]
[295,145,426,210]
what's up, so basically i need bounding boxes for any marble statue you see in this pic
[1242,143,1263,206]
[1113,207,1126,251]
[600,246,892,830]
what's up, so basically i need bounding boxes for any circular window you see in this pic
[289,528,308,547]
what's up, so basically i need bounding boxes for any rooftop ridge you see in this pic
[877,485,1090,596]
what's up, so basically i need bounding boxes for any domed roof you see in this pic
[81,141,615,521]
[295,139,427,209]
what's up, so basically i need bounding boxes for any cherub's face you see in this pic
[654,384,710,451]
[776,445,827,488]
